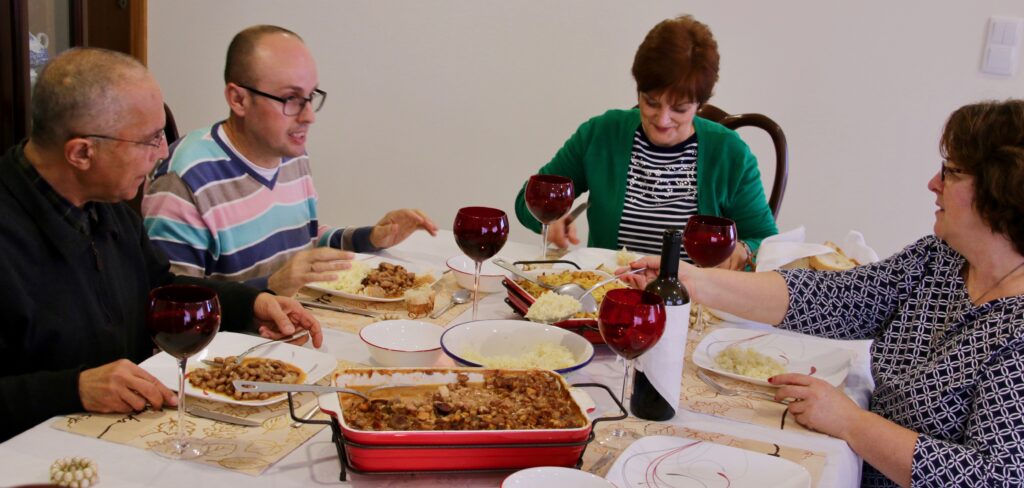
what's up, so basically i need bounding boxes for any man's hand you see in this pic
[369,209,438,249]
[544,213,581,249]
[267,247,355,297]
[253,293,324,348]
[79,359,177,413]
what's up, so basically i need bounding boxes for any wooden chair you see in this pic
[698,103,788,219]
[127,102,179,215]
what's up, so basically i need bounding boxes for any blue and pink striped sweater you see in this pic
[142,122,374,289]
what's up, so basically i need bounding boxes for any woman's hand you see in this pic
[252,293,324,348]
[545,213,581,249]
[770,373,865,439]
[720,242,751,270]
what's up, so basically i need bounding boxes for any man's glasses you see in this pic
[78,131,166,148]
[238,85,326,116]
[940,161,969,182]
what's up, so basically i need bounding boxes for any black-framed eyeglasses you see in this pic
[77,131,166,148]
[238,84,327,116]
[940,161,969,182]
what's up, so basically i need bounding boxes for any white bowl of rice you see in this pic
[440,319,594,374]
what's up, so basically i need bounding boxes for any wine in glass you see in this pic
[524,174,574,259]
[683,215,737,332]
[597,288,666,449]
[147,284,221,460]
[453,207,509,319]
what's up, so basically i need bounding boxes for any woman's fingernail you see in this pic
[767,376,775,383]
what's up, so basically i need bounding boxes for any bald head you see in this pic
[30,47,151,147]
[224,25,304,86]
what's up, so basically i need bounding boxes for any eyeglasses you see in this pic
[940,161,969,182]
[78,131,166,148]
[238,85,327,116]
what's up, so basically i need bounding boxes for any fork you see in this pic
[696,369,790,404]
[200,330,310,367]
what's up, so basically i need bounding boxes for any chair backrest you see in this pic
[698,103,788,220]
[127,102,179,215]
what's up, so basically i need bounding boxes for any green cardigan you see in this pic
[515,109,778,254]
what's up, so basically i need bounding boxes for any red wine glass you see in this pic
[453,207,509,319]
[683,215,737,332]
[147,284,221,460]
[524,174,574,259]
[597,288,665,449]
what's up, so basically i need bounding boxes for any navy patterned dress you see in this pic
[778,236,1024,487]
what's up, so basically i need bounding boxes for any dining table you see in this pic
[0,230,874,487]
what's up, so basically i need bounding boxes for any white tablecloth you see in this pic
[0,231,870,487]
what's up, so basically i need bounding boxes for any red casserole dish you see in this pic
[317,368,594,472]
[502,277,606,344]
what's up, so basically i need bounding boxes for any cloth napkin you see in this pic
[635,303,690,415]
[755,227,879,272]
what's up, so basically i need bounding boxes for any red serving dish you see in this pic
[317,368,592,472]
[502,277,606,344]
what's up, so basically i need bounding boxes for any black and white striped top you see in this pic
[617,127,698,257]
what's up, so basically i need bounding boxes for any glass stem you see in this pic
[540,223,549,259]
[471,261,482,320]
[175,357,187,451]
[621,358,634,412]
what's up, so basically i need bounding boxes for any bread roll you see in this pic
[404,287,436,318]
[809,241,860,271]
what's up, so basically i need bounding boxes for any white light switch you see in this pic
[981,16,1023,76]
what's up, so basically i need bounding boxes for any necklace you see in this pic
[968,260,1024,306]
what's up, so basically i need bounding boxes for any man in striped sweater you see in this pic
[143,25,436,296]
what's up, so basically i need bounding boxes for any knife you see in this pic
[298,299,380,318]
[565,200,590,224]
[186,406,261,427]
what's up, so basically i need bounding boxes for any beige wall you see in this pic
[149,0,1024,258]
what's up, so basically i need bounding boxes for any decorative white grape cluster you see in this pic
[49,457,98,487]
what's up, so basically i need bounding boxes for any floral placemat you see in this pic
[582,418,826,485]
[49,361,362,476]
[298,272,474,335]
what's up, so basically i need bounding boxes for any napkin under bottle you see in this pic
[634,302,690,417]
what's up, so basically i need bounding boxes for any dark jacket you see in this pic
[0,144,262,441]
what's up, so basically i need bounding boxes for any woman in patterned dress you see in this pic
[626,99,1024,487]
[513,14,777,269]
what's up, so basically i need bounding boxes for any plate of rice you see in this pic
[307,254,439,302]
[691,327,853,387]
[440,319,594,375]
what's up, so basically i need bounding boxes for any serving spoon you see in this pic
[493,258,588,299]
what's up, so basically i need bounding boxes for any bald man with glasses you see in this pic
[143,25,437,296]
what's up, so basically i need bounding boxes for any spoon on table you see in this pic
[430,289,472,319]
[493,258,588,300]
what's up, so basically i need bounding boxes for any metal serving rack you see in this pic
[288,382,627,482]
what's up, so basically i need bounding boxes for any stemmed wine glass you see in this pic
[147,284,222,459]
[453,207,509,320]
[597,288,666,449]
[683,215,737,333]
[524,174,574,259]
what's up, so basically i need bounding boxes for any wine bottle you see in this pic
[632,228,690,421]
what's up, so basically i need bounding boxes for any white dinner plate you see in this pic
[140,331,336,406]
[504,466,614,487]
[605,435,812,488]
[562,247,646,271]
[306,254,440,302]
[691,327,853,387]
